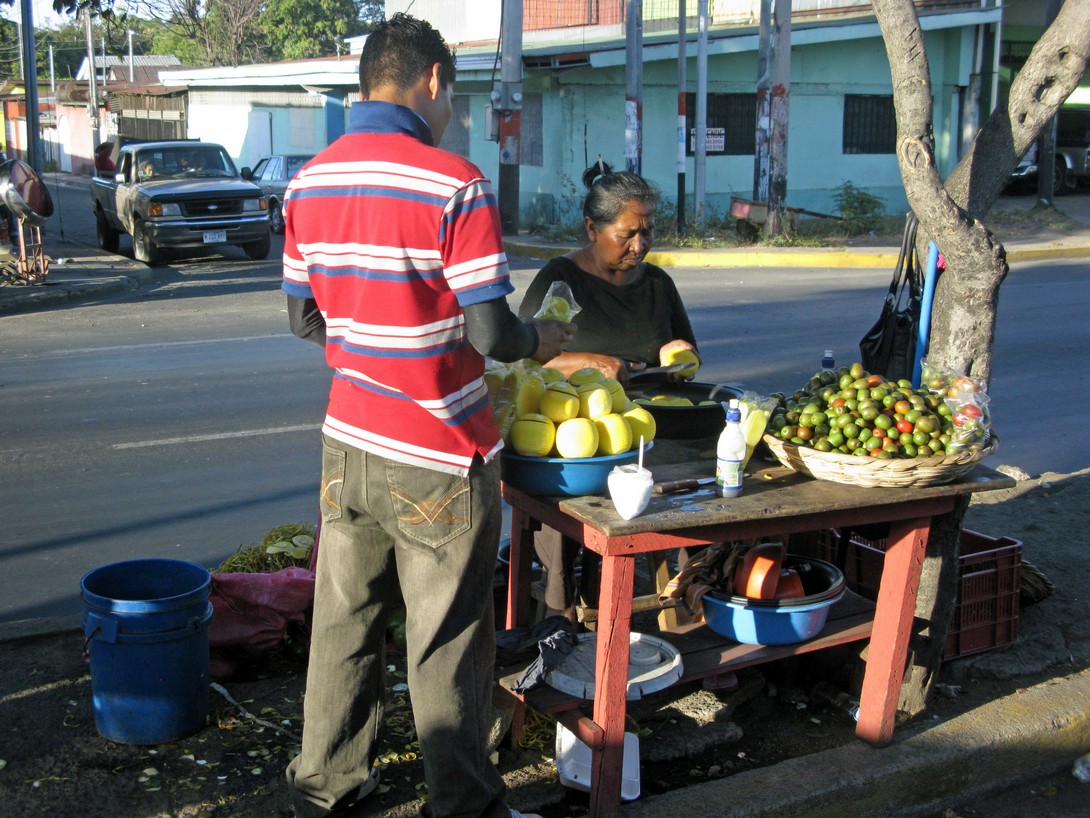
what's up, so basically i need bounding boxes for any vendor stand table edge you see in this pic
[498,461,1014,817]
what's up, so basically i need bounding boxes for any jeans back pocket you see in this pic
[386,463,472,550]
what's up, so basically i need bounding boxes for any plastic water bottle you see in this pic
[716,399,746,498]
[822,349,835,370]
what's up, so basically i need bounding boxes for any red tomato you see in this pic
[962,404,983,418]
[896,420,914,434]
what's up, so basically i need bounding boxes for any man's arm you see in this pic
[464,297,574,364]
[286,294,326,347]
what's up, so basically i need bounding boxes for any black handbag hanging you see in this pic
[859,213,924,381]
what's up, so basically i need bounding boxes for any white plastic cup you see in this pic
[607,464,653,520]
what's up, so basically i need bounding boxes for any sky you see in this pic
[3,0,140,30]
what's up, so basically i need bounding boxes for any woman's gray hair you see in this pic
[583,172,659,227]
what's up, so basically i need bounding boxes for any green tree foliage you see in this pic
[262,0,365,60]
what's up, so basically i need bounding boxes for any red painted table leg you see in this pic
[856,516,930,746]
[588,538,636,818]
[506,506,534,629]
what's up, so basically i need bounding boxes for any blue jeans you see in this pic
[287,436,510,817]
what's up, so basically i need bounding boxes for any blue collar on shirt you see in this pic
[347,100,434,146]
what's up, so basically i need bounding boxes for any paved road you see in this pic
[1,179,1087,624]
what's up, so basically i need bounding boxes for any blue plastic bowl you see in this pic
[702,557,846,645]
[500,444,651,497]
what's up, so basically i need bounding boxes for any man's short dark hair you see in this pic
[359,13,457,97]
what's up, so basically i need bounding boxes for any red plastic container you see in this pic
[809,528,1022,661]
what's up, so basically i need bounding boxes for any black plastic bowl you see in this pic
[624,380,743,439]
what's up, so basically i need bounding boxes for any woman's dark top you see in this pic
[518,256,698,366]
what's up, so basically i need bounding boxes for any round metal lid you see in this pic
[546,631,683,700]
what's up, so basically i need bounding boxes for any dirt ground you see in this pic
[2,458,1087,818]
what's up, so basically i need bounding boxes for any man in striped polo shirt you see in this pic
[281,13,572,818]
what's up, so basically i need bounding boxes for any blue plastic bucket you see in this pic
[80,559,212,745]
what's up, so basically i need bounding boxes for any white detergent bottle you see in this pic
[716,399,746,498]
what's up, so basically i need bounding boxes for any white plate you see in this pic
[203,230,227,243]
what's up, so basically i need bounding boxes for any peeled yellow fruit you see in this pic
[510,413,556,457]
[555,417,599,458]
[662,347,700,378]
[539,382,580,423]
[516,374,545,417]
[569,367,604,387]
[577,383,613,420]
[621,404,656,444]
[601,378,627,412]
[650,395,692,407]
[594,413,633,456]
[483,369,505,398]
[538,367,568,384]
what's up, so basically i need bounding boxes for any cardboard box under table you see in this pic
[497,455,1014,818]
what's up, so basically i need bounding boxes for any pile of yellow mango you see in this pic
[484,362,656,459]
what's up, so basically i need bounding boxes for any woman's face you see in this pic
[586,200,655,273]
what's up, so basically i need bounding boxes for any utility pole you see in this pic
[624,0,643,174]
[694,0,708,227]
[1036,0,1063,208]
[753,0,771,202]
[676,0,687,229]
[494,0,523,235]
[84,9,100,150]
[19,0,42,170]
[765,0,791,236]
[128,30,135,82]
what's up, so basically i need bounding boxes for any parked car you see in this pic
[243,154,314,234]
[91,140,270,265]
[1009,108,1090,194]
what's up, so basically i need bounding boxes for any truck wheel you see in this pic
[1052,162,1073,195]
[133,218,161,266]
[269,201,285,235]
[243,231,271,260]
[96,208,120,254]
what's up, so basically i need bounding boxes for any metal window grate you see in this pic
[842,94,897,155]
[685,93,757,155]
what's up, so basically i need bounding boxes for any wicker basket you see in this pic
[761,433,999,488]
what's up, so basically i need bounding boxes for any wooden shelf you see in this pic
[496,590,874,714]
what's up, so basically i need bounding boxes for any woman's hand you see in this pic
[542,352,629,384]
[658,340,702,382]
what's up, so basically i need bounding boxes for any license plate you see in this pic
[203,230,227,244]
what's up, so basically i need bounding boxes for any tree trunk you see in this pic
[871,0,1090,716]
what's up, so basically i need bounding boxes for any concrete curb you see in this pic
[504,239,1090,269]
[0,614,82,642]
[620,667,1090,817]
[0,253,154,316]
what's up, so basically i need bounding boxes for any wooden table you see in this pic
[498,458,1014,817]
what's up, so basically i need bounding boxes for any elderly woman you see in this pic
[518,170,700,385]
[518,170,702,620]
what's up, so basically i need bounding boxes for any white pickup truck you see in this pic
[90,140,270,265]
[1010,108,1090,194]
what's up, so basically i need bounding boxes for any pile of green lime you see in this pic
[768,362,988,460]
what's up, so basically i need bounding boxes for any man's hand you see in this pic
[530,319,576,363]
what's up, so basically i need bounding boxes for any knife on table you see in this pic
[653,477,716,495]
